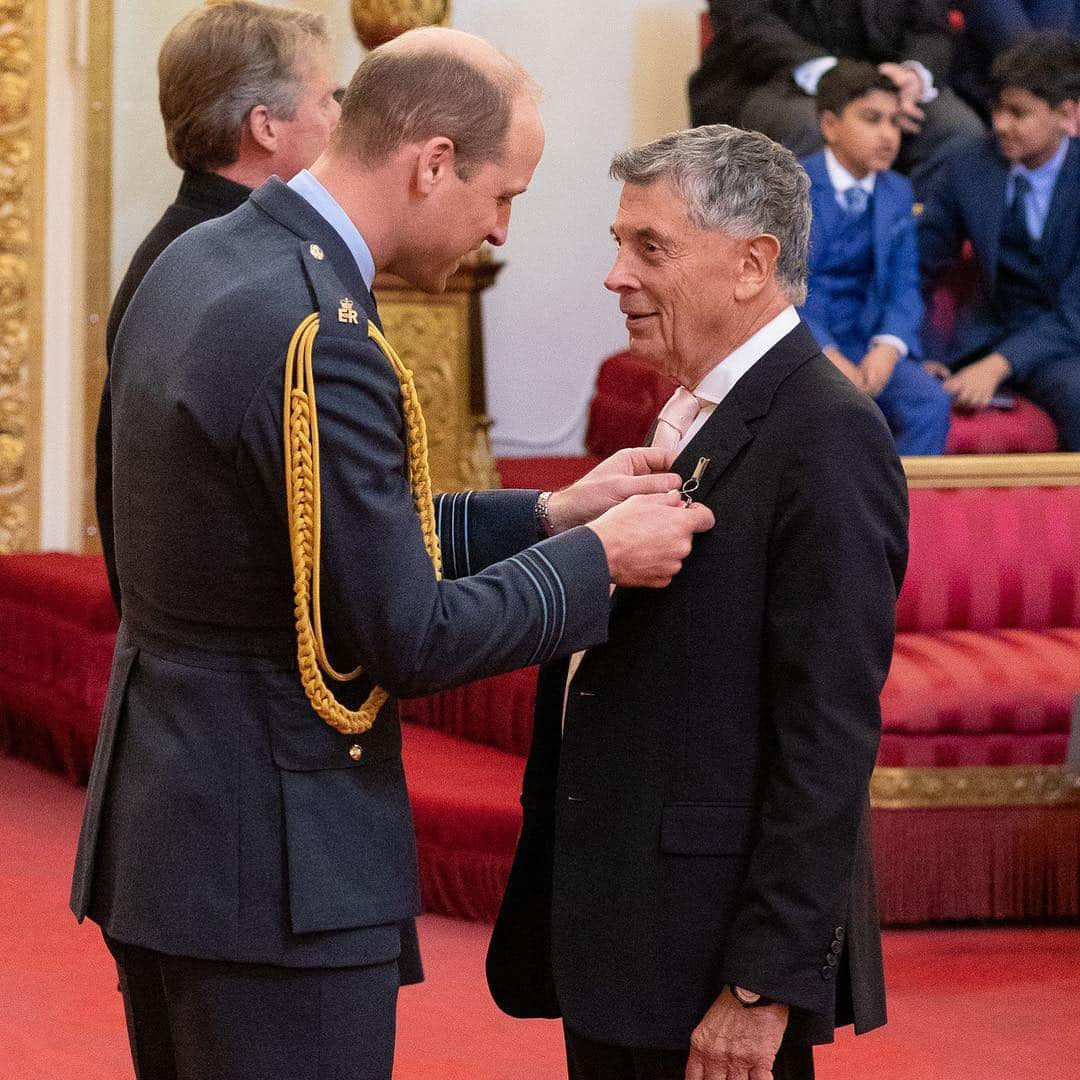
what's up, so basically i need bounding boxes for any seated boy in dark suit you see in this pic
[920,33,1080,450]
[801,60,952,454]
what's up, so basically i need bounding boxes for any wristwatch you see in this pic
[729,984,773,1008]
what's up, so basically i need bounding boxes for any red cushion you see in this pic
[495,455,600,492]
[402,722,522,920]
[0,553,118,632]
[879,628,1080,765]
[944,398,1059,454]
[899,488,1080,632]
[584,351,676,457]
[400,667,538,757]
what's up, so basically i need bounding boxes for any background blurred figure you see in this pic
[801,61,951,455]
[689,0,984,197]
[950,0,1080,120]
[97,0,340,611]
[920,32,1080,449]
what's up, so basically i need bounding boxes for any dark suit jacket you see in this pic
[488,322,908,1050]
[97,170,252,612]
[70,178,612,973]
[918,135,1080,379]
[801,151,923,357]
[690,0,953,126]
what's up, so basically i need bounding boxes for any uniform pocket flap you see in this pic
[265,672,400,772]
[660,802,756,856]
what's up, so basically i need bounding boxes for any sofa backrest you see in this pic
[584,351,676,457]
[899,486,1080,632]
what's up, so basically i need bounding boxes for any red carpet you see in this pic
[2,754,1078,1080]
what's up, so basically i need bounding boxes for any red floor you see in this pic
[2,753,1078,1080]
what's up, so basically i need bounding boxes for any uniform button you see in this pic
[831,941,843,955]
[835,926,845,940]
[309,243,325,260]
[826,952,838,967]
[821,966,834,980]
[348,743,363,762]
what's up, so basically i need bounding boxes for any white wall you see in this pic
[40,0,90,548]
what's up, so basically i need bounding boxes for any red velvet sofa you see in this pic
[2,476,1079,926]
[498,341,1059,499]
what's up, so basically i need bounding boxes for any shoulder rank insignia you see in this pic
[338,298,359,325]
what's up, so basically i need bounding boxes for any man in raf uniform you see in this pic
[71,26,714,1080]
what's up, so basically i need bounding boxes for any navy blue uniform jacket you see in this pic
[919,135,1080,380]
[70,179,611,973]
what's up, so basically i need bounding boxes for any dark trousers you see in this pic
[737,76,984,200]
[564,1026,815,1080]
[106,936,399,1080]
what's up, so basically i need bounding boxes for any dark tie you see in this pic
[1003,174,1033,245]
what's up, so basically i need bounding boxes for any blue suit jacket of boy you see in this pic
[919,134,1080,380]
[800,150,923,360]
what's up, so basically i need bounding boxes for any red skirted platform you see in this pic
[2,482,1080,926]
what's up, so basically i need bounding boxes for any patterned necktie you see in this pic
[652,386,703,451]
[842,185,870,217]
[1004,173,1033,244]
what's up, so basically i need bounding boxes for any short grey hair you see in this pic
[610,124,811,305]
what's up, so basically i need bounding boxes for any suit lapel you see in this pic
[673,321,822,505]
[972,150,1009,295]
[1036,139,1080,277]
[871,174,890,296]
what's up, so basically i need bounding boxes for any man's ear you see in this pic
[1053,100,1077,137]
[414,136,457,194]
[247,105,276,154]
[819,109,839,145]
[734,234,781,301]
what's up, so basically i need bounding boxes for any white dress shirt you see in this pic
[675,305,800,453]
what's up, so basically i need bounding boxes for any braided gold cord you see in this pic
[284,314,442,735]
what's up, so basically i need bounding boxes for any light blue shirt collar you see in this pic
[1007,138,1069,242]
[287,169,376,292]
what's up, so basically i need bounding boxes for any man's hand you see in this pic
[824,347,864,390]
[858,342,900,397]
[877,62,925,133]
[588,490,714,588]
[943,352,1011,410]
[545,446,682,533]
[685,989,789,1080]
[922,360,951,381]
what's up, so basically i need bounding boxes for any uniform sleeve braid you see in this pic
[283,314,443,735]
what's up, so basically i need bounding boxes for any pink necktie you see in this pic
[652,386,703,451]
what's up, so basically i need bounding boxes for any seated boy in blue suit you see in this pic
[920,33,1080,450]
[801,61,951,455]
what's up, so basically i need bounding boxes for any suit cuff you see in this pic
[793,56,837,95]
[870,334,909,359]
[902,60,939,103]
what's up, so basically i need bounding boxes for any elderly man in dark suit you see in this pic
[71,27,714,1080]
[689,0,983,196]
[488,125,909,1080]
[97,0,341,612]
